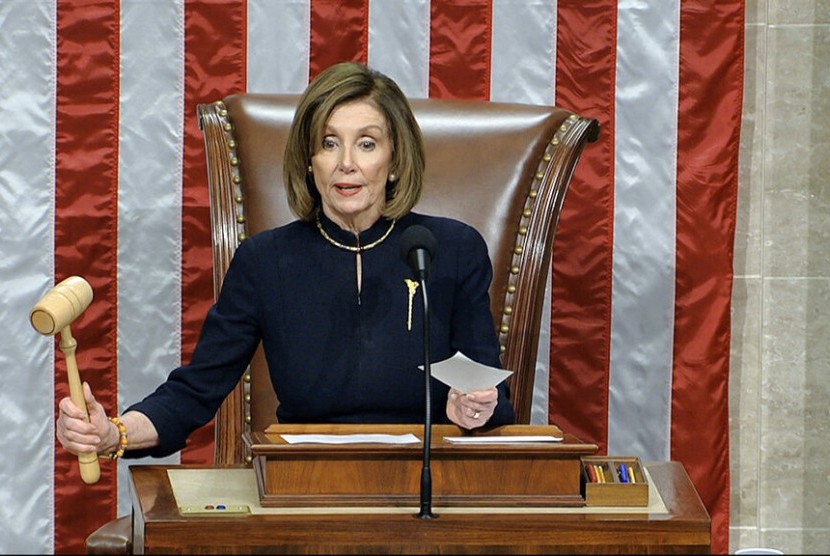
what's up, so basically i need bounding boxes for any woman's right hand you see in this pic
[56,382,115,457]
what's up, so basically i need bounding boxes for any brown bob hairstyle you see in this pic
[283,61,426,222]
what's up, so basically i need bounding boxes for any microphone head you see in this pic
[399,224,437,264]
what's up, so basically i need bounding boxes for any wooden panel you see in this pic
[131,461,711,554]
[248,424,594,508]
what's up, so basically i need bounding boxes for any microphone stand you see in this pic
[417,275,436,519]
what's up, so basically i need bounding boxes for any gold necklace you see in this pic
[316,214,396,253]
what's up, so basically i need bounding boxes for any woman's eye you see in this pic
[359,139,376,150]
[322,137,338,150]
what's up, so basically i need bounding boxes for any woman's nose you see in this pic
[338,149,354,171]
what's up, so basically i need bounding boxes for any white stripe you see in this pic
[608,1,679,460]
[0,1,57,552]
[368,0,430,99]
[491,0,557,106]
[489,1,558,422]
[531,271,553,424]
[116,0,186,514]
[248,0,310,93]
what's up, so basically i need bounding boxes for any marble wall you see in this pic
[731,1,830,553]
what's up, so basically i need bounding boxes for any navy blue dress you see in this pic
[126,211,515,457]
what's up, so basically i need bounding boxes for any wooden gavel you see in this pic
[30,276,100,484]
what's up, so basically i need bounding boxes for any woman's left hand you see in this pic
[446,387,498,429]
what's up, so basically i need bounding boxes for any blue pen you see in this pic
[620,463,629,483]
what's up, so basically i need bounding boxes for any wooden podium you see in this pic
[128,424,712,553]
[246,423,596,508]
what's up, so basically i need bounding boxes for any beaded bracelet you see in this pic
[101,416,128,460]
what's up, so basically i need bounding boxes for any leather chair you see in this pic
[85,94,599,554]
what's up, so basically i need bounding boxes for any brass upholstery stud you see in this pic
[218,110,247,247]
[519,226,527,235]
[503,306,513,315]
[529,189,538,198]
[535,171,544,180]
[507,284,516,293]
[514,245,523,255]
[500,324,509,333]
[511,265,520,275]
[523,208,532,217]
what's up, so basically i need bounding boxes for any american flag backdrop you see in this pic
[0,1,743,553]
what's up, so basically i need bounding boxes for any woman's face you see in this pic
[311,98,394,232]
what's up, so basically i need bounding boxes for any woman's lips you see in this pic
[334,183,361,196]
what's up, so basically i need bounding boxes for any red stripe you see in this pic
[53,1,120,553]
[179,0,248,464]
[429,0,492,100]
[309,0,369,79]
[672,2,744,553]
[548,1,617,454]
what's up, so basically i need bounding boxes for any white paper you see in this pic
[421,352,513,393]
[280,433,421,445]
[443,435,563,444]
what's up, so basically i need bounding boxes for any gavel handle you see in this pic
[60,326,101,485]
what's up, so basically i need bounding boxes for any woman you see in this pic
[56,61,515,461]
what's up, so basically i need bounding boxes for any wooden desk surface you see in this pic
[130,461,710,554]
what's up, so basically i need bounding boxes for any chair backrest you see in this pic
[198,94,599,465]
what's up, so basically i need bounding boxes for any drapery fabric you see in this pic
[0,1,742,553]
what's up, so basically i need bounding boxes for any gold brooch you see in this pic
[405,279,419,331]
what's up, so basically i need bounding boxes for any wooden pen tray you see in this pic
[580,456,649,506]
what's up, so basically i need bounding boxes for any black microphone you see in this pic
[399,225,438,519]
[399,225,437,281]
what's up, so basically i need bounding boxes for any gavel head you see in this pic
[30,276,94,336]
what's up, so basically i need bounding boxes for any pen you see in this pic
[586,464,598,483]
[620,463,629,483]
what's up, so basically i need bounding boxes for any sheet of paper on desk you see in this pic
[421,352,513,393]
[280,433,421,444]
[444,435,563,444]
